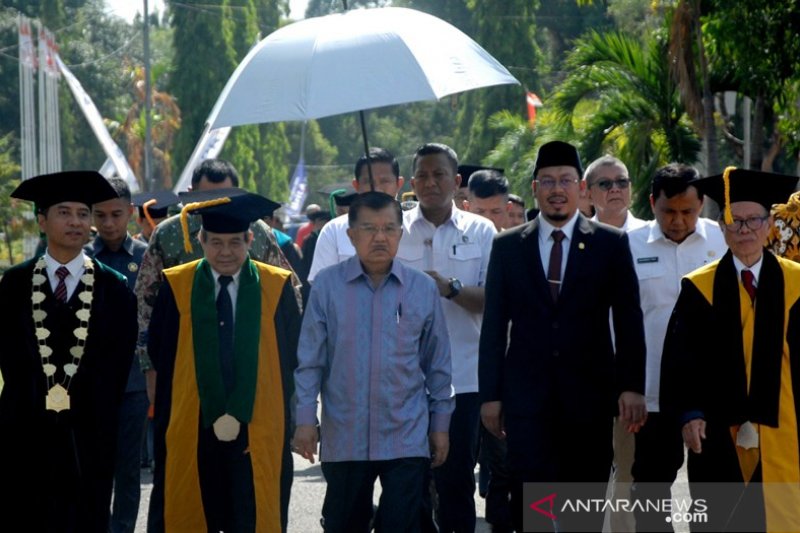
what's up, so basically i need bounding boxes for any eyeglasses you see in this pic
[536,178,579,190]
[592,178,631,191]
[356,224,402,237]
[722,216,769,232]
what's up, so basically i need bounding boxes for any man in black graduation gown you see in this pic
[0,171,137,531]
[661,168,800,532]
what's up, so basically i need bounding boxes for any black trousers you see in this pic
[423,392,481,533]
[196,424,256,533]
[507,412,612,532]
[322,458,428,533]
[631,412,685,532]
[479,426,513,531]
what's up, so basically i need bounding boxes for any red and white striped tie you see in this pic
[54,266,69,303]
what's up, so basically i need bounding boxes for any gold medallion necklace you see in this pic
[31,255,94,412]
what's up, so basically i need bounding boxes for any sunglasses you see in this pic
[592,178,631,191]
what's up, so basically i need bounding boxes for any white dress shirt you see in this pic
[44,251,88,301]
[592,211,648,232]
[627,218,728,412]
[732,254,763,288]
[396,205,496,393]
[307,214,354,282]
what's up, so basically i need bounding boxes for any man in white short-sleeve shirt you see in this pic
[627,163,727,531]
[397,142,496,533]
[307,147,404,283]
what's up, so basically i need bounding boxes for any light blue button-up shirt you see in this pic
[295,255,454,462]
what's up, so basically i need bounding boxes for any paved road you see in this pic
[134,458,491,532]
[134,457,690,532]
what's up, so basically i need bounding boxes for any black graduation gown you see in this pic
[661,250,800,531]
[0,257,137,532]
[147,260,300,532]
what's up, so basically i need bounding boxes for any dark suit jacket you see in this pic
[479,214,645,472]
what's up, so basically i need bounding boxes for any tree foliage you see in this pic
[702,0,800,171]
[549,29,701,215]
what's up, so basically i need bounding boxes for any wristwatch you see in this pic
[445,278,462,299]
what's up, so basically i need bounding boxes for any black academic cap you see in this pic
[694,167,798,223]
[12,170,118,209]
[533,141,583,178]
[178,187,249,204]
[132,190,180,219]
[457,165,504,188]
[189,192,281,233]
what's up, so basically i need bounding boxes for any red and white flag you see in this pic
[526,91,543,127]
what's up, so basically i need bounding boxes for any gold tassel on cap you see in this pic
[143,198,158,230]
[180,197,232,253]
[722,165,736,225]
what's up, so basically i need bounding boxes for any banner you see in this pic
[526,91,543,127]
[172,124,231,193]
[57,55,139,192]
[18,15,37,179]
[285,157,308,217]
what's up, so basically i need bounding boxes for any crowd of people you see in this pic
[1,138,799,533]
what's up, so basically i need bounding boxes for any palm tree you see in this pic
[549,29,701,216]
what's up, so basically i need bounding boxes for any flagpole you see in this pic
[143,0,154,191]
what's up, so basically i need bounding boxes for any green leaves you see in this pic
[549,29,701,217]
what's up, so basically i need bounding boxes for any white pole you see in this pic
[37,22,47,174]
[743,96,752,169]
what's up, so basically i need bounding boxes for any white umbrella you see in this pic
[206,6,519,130]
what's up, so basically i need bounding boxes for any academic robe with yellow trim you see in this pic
[147,259,300,532]
[661,250,800,532]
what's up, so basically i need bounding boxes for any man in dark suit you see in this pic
[479,141,647,532]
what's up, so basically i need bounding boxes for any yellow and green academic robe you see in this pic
[147,258,300,532]
[661,250,800,532]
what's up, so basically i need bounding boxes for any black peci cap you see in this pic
[533,141,583,178]
[332,190,358,207]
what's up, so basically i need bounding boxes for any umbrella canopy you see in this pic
[207,7,519,129]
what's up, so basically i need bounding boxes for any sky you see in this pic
[103,0,309,22]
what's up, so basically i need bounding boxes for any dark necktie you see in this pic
[54,266,70,303]
[741,270,757,304]
[547,230,565,302]
[217,275,235,394]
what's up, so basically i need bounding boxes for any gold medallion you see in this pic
[45,384,70,412]
[128,262,138,273]
[212,413,241,442]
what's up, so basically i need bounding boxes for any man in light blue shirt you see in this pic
[294,192,455,533]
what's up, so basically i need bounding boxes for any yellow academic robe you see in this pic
[147,259,300,532]
[661,250,800,532]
